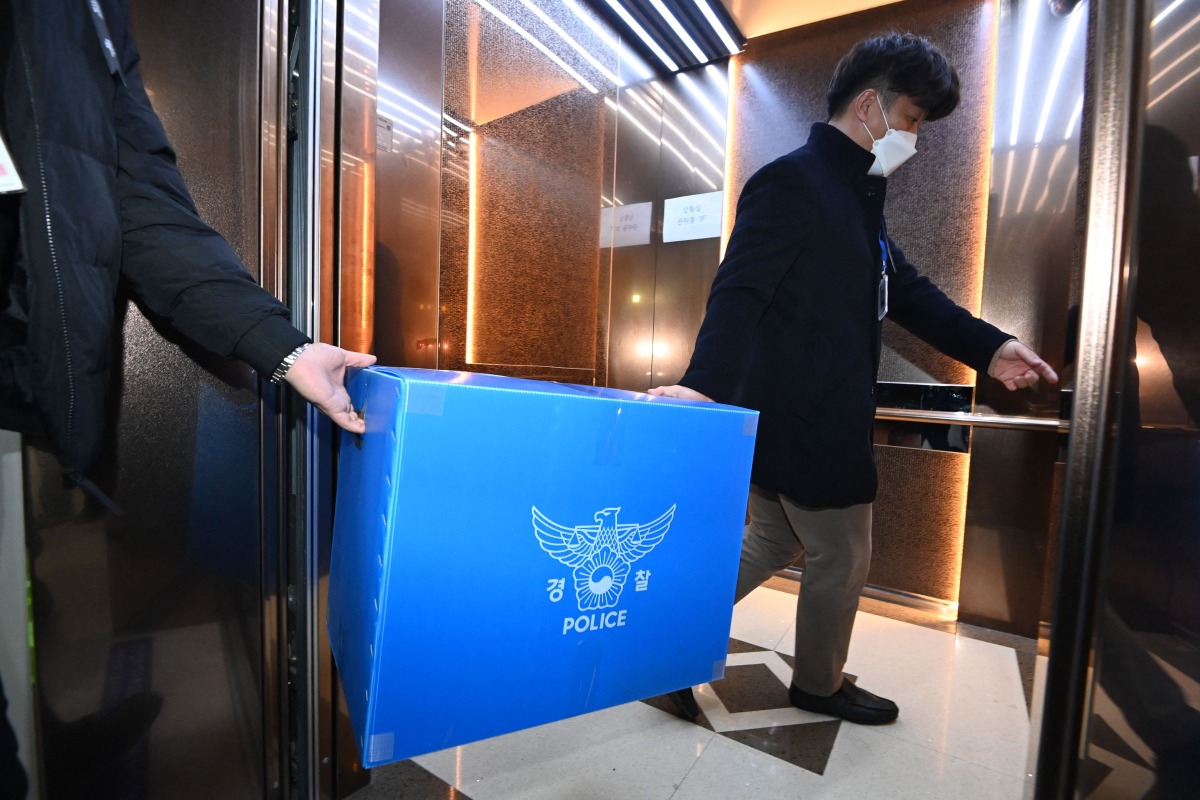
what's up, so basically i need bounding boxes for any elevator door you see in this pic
[22,1,286,798]
[1036,0,1200,796]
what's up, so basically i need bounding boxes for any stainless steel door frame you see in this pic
[260,2,291,797]
[286,1,378,797]
[1035,0,1147,795]
[286,1,334,796]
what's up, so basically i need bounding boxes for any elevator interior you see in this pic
[4,0,1198,798]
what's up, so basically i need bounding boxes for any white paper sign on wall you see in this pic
[600,202,653,248]
[663,191,723,243]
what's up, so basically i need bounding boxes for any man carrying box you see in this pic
[650,33,1057,725]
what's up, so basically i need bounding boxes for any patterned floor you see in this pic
[349,584,1036,799]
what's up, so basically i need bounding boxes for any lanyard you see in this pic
[86,0,125,83]
[878,216,893,276]
[877,216,890,321]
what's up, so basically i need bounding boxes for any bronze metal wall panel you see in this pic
[375,0,444,369]
[974,0,1083,418]
[959,428,1061,634]
[726,0,995,385]
[440,128,472,373]
[470,92,605,372]
[646,69,728,389]
[338,2,381,355]
[438,0,627,381]
[604,83,664,390]
[256,6,286,793]
[431,0,717,389]
[24,1,271,798]
[959,0,1085,638]
[870,446,970,601]
[594,93,619,387]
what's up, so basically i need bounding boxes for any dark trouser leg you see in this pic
[779,498,873,697]
[733,485,806,603]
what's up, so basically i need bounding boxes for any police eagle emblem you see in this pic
[532,505,675,611]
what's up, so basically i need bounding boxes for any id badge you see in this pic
[0,134,26,194]
[877,273,889,321]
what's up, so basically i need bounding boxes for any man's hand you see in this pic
[283,343,377,433]
[647,384,713,402]
[989,340,1059,391]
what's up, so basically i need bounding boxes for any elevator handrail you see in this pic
[874,407,1070,432]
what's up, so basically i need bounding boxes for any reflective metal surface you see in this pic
[958,0,1084,654]
[260,2,289,796]
[24,1,274,798]
[975,0,1083,418]
[438,0,671,384]
[374,0,444,369]
[429,1,725,389]
[440,0,608,381]
[339,2,380,355]
[1034,0,1144,793]
[603,77,661,390]
[288,1,361,796]
[643,70,729,389]
[1053,1,1200,796]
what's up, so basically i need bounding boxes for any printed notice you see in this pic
[376,115,393,154]
[663,191,723,243]
[0,134,26,194]
[600,202,652,248]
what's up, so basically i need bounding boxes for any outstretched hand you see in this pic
[283,343,377,433]
[989,340,1059,391]
[647,384,713,402]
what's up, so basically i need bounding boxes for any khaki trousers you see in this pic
[733,484,873,696]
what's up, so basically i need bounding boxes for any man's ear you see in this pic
[850,88,878,123]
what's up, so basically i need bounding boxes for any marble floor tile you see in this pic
[837,607,1031,778]
[672,724,1030,800]
[727,585,796,652]
[413,702,715,800]
[725,587,1030,778]
[357,585,1037,799]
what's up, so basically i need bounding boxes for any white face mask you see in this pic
[863,96,918,177]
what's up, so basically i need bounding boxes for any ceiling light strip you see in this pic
[646,0,707,62]
[692,0,740,55]
[561,0,654,81]
[605,0,679,72]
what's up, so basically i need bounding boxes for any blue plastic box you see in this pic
[328,367,758,767]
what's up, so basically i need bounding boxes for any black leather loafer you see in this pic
[667,687,699,721]
[789,680,898,725]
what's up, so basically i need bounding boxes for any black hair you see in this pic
[826,33,960,122]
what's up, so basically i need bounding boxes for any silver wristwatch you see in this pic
[270,342,311,384]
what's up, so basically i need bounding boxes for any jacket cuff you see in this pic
[987,338,1019,377]
[233,314,311,377]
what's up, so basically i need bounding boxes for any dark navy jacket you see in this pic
[0,0,307,476]
[681,123,1011,508]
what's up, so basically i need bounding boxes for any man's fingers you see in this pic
[327,404,366,433]
[1035,361,1059,384]
[344,350,377,368]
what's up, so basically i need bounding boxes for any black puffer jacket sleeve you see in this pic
[108,2,307,377]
